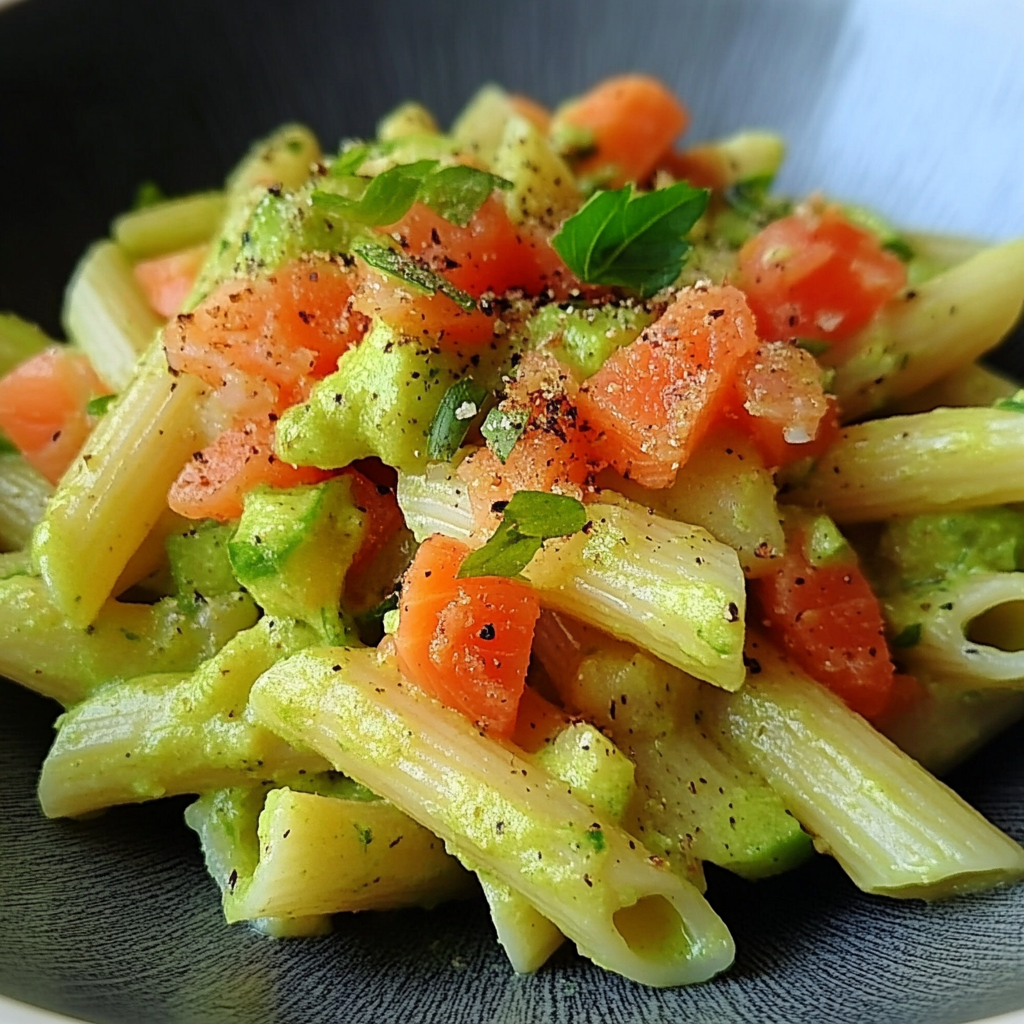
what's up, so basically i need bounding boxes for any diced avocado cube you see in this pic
[528,303,652,379]
[167,520,239,601]
[274,319,467,474]
[532,722,635,821]
[228,477,365,641]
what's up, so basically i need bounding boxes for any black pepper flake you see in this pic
[479,623,496,641]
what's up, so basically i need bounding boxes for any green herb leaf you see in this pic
[87,394,118,417]
[417,165,512,228]
[995,390,1024,414]
[457,490,588,579]
[457,524,544,579]
[0,432,18,456]
[891,622,922,649]
[551,181,709,297]
[313,159,439,227]
[500,490,589,538]
[133,180,166,210]
[480,406,527,463]
[428,378,489,461]
[352,241,477,312]
[330,142,372,177]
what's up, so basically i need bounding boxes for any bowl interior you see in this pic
[2,2,1024,1023]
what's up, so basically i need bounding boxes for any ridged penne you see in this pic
[785,408,1024,523]
[249,646,736,988]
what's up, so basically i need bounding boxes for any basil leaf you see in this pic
[457,490,588,579]
[457,523,544,579]
[352,241,477,312]
[86,394,117,417]
[418,165,512,228]
[551,181,709,297]
[313,159,439,227]
[481,406,527,463]
[330,142,372,177]
[891,623,922,649]
[427,378,488,460]
[501,490,589,538]
[0,431,18,456]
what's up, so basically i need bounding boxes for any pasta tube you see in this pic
[889,362,1018,415]
[889,571,1024,688]
[396,462,475,545]
[880,679,1024,776]
[704,636,1024,898]
[62,240,165,391]
[829,239,1024,420]
[190,787,472,922]
[249,646,736,988]
[38,618,328,817]
[112,190,226,261]
[0,453,52,552]
[524,499,747,690]
[786,408,1024,523]
[32,341,208,625]
[603,427,785,578]
[0,573,256,706]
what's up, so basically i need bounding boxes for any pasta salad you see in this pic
[3,74,1024,987]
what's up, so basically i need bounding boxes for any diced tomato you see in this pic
[509,94,552,134]
[0,347,112,484]
[457,352,598,532]
[379,196,579,301]
[737,205,906,344]
[725,341,836,468]
[556,74,689,188]
[342,466,404,580]
[577,285,760,489]
[394,534,541,736]
[351,265,497,347]
[753,528,895,720]
[168,418,331,522]
[164,258,366,419]
[133,244,208,319]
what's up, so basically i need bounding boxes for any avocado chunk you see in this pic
[878,508,1024,591]
[167,520,239,601]
[274,319,469,473]
[228,476,365,642]
[528,302,652,379]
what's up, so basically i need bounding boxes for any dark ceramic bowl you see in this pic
[2,1,1024,1022]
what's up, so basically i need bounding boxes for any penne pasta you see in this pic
[888,571,1024,688]
[524,499,747,690]
[0,453,52,552]
[888,362,1018,416]
[704,635,1024,898]
[0,573,255,706]
[785,408,1024,523]
[249,646,736,988]
[62,239,165,391]
[38,617,327,817]
[828,239,1024,420]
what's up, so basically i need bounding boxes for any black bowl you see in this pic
[2,2,1024,1022]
